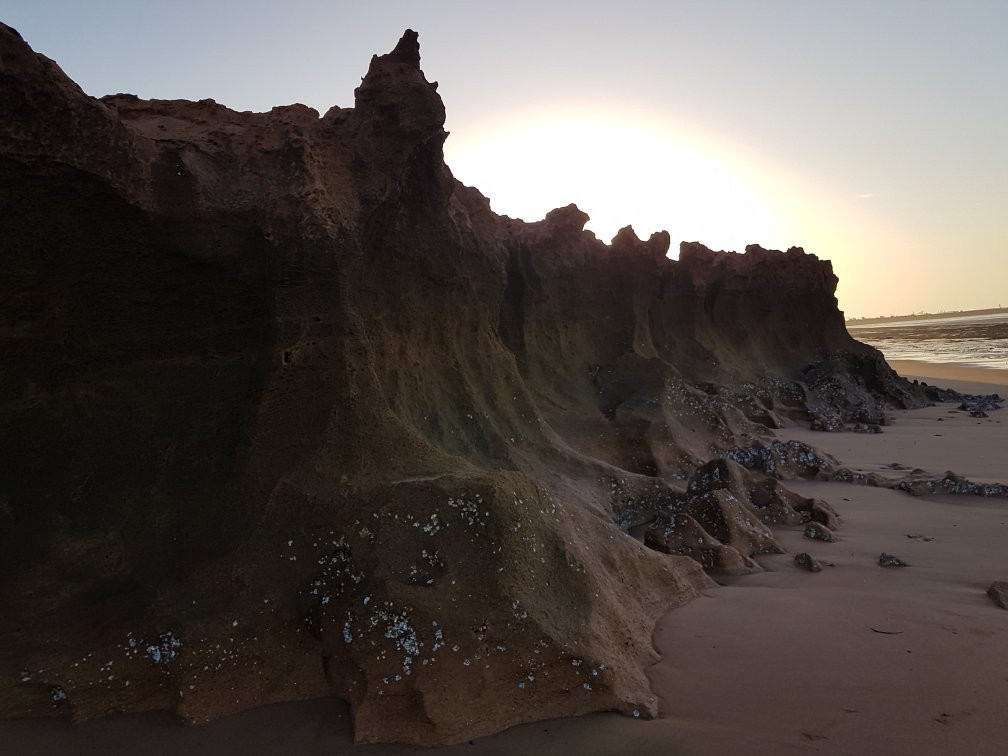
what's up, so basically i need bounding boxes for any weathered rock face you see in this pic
[0,25,930,744]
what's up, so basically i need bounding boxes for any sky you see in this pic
[3,0,1006,318]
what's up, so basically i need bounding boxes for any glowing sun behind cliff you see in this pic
[446,113,783,252]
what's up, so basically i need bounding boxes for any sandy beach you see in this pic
[2,361,1006,755]
[887,359,1008,396]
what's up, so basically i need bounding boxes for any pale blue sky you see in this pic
[3,1,1006,316]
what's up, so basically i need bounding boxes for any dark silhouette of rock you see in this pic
[988,582,1008,609]
[879,553,909,568]
[959,395,1001,413]
[849,422,883,433]
[891,472,1008,498]
[794,553,823,572]
[804,522,835,542]
[0,24,937,745]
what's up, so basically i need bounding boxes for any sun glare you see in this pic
[445,113,783,253]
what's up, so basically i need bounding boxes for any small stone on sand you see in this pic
[879,553,908,568]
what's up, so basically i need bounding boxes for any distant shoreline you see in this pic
[846,305,1008,326]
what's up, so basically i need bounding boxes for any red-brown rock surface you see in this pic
[0,25,931,745]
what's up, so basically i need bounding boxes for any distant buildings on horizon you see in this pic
[846,305,1008,326]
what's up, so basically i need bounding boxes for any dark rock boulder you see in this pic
[988,581,1008,609]
[804,522,835,542]
[794,553,823,572]
[879,553,909,568]
[959,395,1001,414]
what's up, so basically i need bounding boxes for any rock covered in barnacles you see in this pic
[687,458,804,526]
[891,473,1008,498]
[722,441,835,479]
[959,394,1001,413]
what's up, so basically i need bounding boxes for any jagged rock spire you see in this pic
[388,29,421,69]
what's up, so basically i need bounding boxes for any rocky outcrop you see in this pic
[988,582,1008,610]
[0,25,933,744]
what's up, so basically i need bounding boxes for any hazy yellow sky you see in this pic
[4,1,1006,318]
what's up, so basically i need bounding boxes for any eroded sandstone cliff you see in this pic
[0,26,931,744]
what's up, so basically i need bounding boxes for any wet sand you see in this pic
[3,361,1006,755]
[887,359,1008,396]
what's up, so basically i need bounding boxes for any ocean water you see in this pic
[847,312,1008,370]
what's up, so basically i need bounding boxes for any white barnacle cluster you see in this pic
[431,622,445,651]
[145,631,182,665]
[569,657,606,692]
[420,547,441,567]
[407,546,444,586]
[447,493,488,528]
[367,611,456,695]
[371,603,420,662]
[536,489,559,516]
[723,445,775,474]
[342,612,354,644]
[307,537,364,604]
[420,512,443,535]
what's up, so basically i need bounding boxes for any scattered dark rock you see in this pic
[879,553,908,568]
[970,410,988,418]
[891,473,1008,498]
[959,394,1002,413]
[804,522,834,542]
[988,582,1008,609]
[849,423,883,433]
[794,553,823,572]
